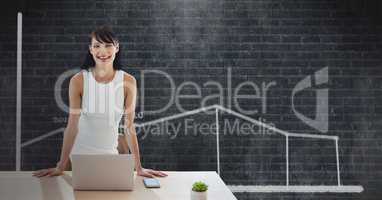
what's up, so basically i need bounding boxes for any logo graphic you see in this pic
[292,67,329,133]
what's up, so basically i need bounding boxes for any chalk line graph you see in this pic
[20,104,364,193]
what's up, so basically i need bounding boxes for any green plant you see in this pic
[192,181,208,192]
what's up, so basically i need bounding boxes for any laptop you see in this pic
[71,154,135,190]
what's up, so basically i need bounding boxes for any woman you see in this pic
[33,26,167,178]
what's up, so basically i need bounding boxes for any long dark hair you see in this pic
[81,26,122,70]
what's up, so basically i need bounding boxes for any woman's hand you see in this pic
[32,167,63,178]
[137,167,168,178]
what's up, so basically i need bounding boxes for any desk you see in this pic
[0,171,237,200]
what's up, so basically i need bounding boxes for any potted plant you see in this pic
[191,181,208,200]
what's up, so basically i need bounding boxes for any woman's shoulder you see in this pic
[69,71,84,88]
[68,71,84,96]
[72,71,84,82]
[119,69,136,84]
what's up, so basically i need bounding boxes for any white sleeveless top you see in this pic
[71,69,125,156]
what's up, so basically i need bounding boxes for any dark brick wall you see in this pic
[1,0,382,199]
[0,1,19,171]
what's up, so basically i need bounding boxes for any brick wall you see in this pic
[1,0,382,199]
[0,1,18,170]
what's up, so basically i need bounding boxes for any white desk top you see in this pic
[0,171,237,200]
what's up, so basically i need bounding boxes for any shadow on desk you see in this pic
[38,173,161,200]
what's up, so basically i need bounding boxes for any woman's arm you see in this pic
[33,73,82,177]
[123,74,167,178]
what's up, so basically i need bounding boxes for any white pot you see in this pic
[191,190,207,200]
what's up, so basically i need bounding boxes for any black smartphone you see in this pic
[143,178,161,188]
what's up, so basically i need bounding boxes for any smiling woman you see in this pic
[32,26,167,178]
[82,26,123,71]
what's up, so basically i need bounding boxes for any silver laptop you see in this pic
[71,154,135,191]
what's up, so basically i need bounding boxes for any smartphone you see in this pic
[143,178,161,188]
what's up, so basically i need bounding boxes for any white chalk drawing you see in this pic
[16,12,22,171]
[20,105,364,193]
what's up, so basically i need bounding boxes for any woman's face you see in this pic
[89,37,119,67]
